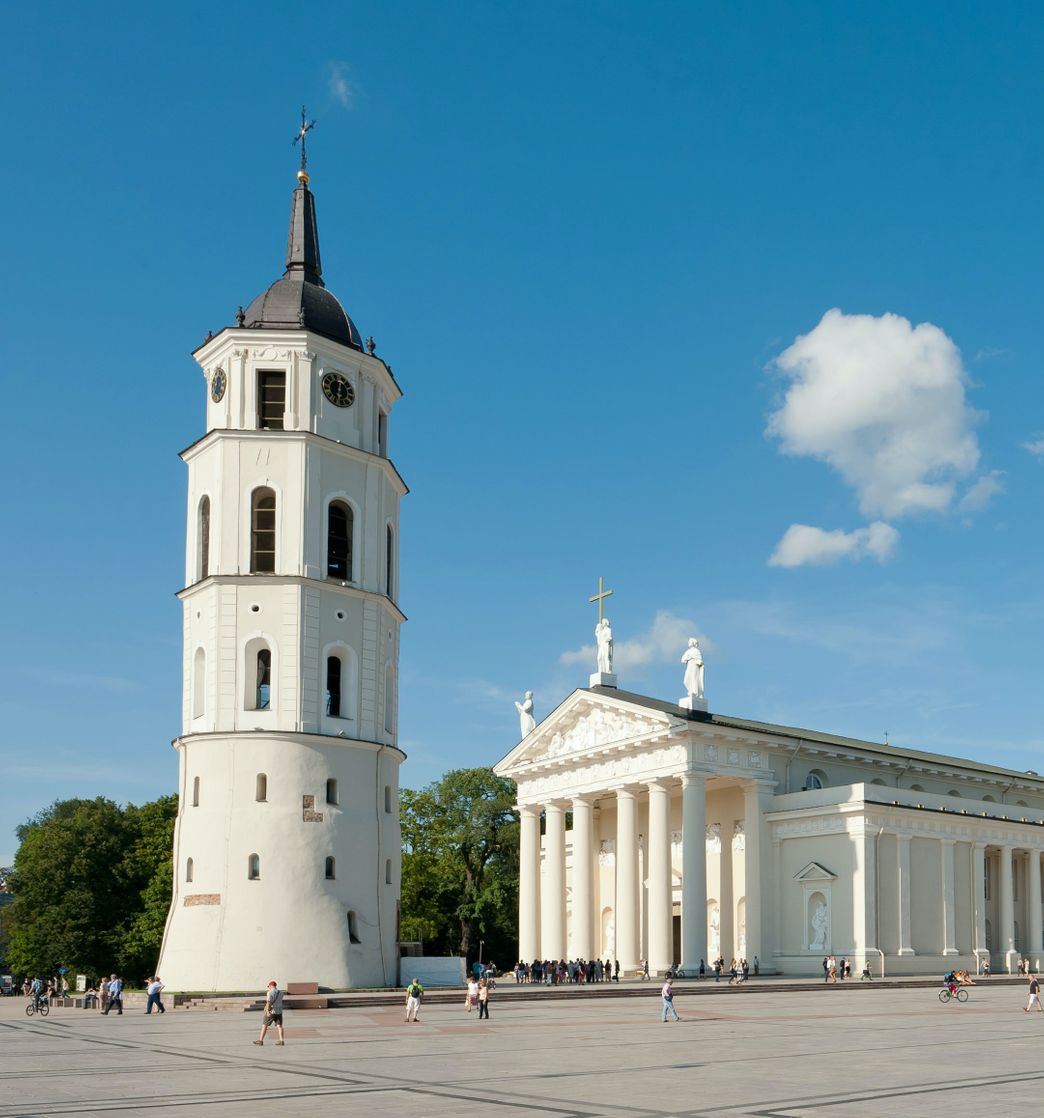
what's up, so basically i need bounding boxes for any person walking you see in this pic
[478,978,490,1020]
[254,980,285,1045]
[145,976,166,1015]
[465,975,479,1012]
[660,977,680,1023]
[1026,974,1043,1013]
[404,977,424,1023]
[641,959,650,981]
[102,974,123,1015]
[698,959,705,979]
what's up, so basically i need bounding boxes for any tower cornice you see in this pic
[179,427,409,497]
[172,728,407,761]
[176,573,408,623]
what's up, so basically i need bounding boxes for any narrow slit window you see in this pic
[325,856,336,880]
[377,410,387,457]
[256,649,272,710]
[326,778,338,805]
[256,773,267,802]
[385,525,394,598]
[384,785,392,814]
[250,488,276,573]
[327,502,353,580]
[257,371,285,430]
[385,859,392,885]
[186,857,194,883]
[192,647,206,719]
[347,910,360,943]
[198,496,211,580]
[248,853,260,880]
[326,655,342,717]
[192,776,200,807]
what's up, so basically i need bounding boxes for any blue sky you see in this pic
[2,2,1042,864]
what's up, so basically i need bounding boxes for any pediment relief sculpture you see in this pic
[520,704,671,766]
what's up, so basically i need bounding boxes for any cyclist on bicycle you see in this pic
[29,976,44,1010]
[943,969,958,995]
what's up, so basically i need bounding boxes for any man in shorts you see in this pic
[1026,974,1042,1013]
[254,980,285,1045]
[404,977,424,1023]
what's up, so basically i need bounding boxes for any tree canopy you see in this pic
[5,795,177,983]
[400,768,518,965]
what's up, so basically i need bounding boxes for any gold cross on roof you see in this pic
[588,576,614,623]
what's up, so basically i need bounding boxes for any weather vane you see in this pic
[293,106,317,176]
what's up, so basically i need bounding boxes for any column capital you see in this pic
[610,784,639,798]
[644,778,671,793]
[680,771,707,788]
[973,840,988,852]
[940,837,957,847]
[516,803,541,817]
[570,792,595,808]
[544,799,568,813]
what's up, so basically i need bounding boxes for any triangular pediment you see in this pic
[494,689,683,776]
[793,861,837,882]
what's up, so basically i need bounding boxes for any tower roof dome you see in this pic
[241,176,363,351]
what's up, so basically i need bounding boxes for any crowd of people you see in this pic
[18,973,165,1014]
[513,958,621,983]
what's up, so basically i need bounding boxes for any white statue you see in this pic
[514,690,536,738]
[595,618,613,674]
[709,905,721,956]
[810,902,829,951]
[605,918,615,955]
[681,638,705,699]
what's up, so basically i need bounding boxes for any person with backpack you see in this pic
[660,976,680,1023]
[404,977,424,1023]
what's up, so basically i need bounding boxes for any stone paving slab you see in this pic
[3,982,1043,1117]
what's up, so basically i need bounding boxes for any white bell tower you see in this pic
[157,149,406,991]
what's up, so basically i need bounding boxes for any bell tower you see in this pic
[157,138,406,991]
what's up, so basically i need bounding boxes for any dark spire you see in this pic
[284,180,324,286]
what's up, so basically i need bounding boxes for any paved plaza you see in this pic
[4,982,1044,1117]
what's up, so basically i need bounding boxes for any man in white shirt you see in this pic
[145,976,166,1015]
[254,980,285,1046]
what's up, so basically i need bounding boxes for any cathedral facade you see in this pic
[157,159,405,991]
[495,684,1044,977]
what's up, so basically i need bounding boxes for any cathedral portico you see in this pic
[497,684,1044,976]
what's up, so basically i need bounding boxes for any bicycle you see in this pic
[25,998,49,1017]
[938,986,968,1003]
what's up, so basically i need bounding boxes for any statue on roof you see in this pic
[515,691,536,739]
[681,638,704,700]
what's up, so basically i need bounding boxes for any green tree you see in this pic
[400,768,519,964]
[6,795,177,984]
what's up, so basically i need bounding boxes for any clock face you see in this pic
[322,371,355,408]
[211,368,227,403]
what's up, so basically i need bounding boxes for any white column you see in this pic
[615,787,639,971]
[646,780,673,973]
[570,796,594,959]
[999,844,1016,972]
[680,773,707,971]
[518,805,541,961]
[541,803,566,960]
[852,826,877,967]
[972,842,987,963]
[940,838,958,956]
[896,833,915,955]
[1029,850,1043,969]
[743,781,769,963]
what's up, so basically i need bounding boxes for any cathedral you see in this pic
[157,137,405,990]
[495,671,1044,977]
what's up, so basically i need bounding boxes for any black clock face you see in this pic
[211,369,227,403]
[322,371,355,408]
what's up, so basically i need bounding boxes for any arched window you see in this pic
[347,910,361,943]
[250,488,276,574]
[248,854,260,880]
[983,795,997,803]
[804,771,825,791]
[910,784,925,792]
[192,776,200,807]
[870,778,886,786]
[384,664,395,734]
[327,501,353,581]
[192,647,206,719]
[255,648,272,710]
[385,858,392,885]
[186,857,194,883]
[326,655,342,717]
[326,778,338,805]
[948,790,962,798]
[256,773,267,802]
[325,856,336,880]
[198,496,211,580]
[384,785,392,814]
[386,524,394,599]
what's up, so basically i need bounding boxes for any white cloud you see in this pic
[1024,434,1044,459]
[767,309,983,519]
[957,470,1004,514]
[328,62,354,108]
[559,610,710,671]
[769,522,900,568]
